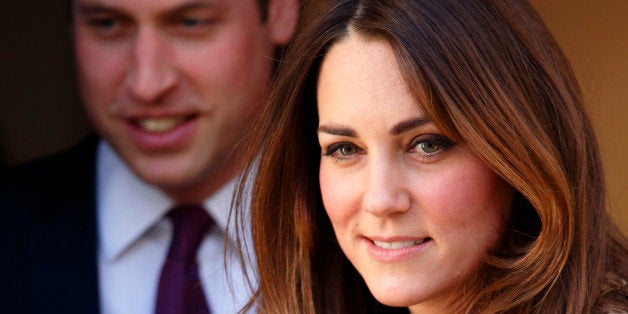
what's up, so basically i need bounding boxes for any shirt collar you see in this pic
[203,175,235,236]
[96,140,236,262]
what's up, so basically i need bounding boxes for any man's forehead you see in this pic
[72,0,234,15]
[73,0,222,6]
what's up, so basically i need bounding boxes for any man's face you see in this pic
[73,0,296,202]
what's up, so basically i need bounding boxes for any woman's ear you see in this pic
[267,0,299,45]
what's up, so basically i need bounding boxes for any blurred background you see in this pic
[529,0,627,234]
[1,0,626,233]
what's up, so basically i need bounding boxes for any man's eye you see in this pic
[180,18,204,27]
[171,16,216,34]
[82,15,129,38]
[89,18,117,29]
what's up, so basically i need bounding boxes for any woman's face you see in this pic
[316,32,513,312]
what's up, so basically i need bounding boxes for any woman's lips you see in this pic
[365,237,432,261]
[372,238,430,249]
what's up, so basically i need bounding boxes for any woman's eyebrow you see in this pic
[318,117,428,137]
[390,117,428,135]
[317,124,356,137]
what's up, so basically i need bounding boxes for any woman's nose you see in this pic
[362,159,412,217]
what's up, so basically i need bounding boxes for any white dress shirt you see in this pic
[96,141,253,314]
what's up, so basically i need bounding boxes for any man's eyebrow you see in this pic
[74,2,121,15]
[390,117,428,135]
[317,124,357,137]
[74,0,219,17]
[168,1,220,14]
[159,1,224,23]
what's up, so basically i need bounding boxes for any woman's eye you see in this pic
[337,144,358,156]
[417,141,441,154]
[322,142,362,162]
[411,135,454,157]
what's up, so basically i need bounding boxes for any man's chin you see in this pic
[136,167,196,188]
[140,173,208,203]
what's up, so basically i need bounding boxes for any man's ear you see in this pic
[267,0,299,45]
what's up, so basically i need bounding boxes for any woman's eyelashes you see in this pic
[409,134,455,160]
[323,142,363,163]
[321,134,455,164]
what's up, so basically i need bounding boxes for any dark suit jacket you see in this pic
[1,135,101,313]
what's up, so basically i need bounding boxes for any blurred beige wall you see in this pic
[530,0,627,234]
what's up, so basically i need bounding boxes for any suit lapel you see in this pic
[24,136,101,313]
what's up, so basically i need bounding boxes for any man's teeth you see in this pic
[137,117,185,133]
[373,239,425,249]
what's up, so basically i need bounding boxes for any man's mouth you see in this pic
[134,115,195,133]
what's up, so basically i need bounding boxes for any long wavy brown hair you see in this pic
[233,0,628,312]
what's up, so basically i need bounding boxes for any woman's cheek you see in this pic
[319,166,359,225]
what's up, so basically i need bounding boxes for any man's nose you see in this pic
[125,27,178,103]
[362,159,412,217]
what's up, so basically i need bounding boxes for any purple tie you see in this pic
[156,205,213,314]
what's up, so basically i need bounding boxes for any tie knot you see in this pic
[166,205,213,262]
